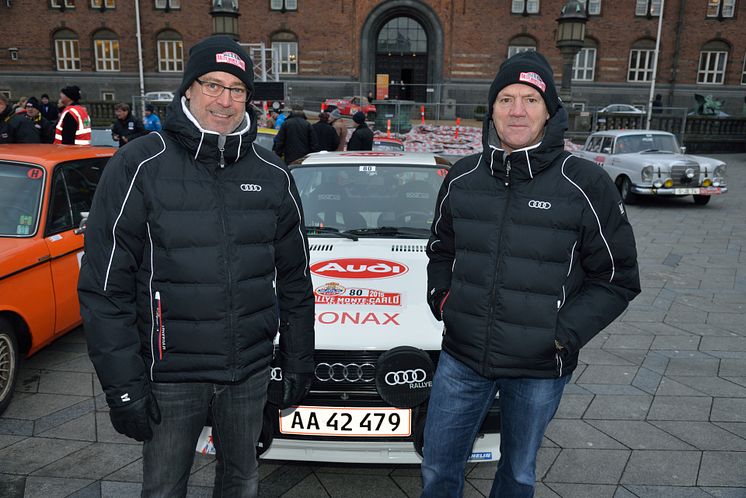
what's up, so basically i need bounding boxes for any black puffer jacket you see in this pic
[273,111,319,164]
[79,96,314,408]
[427,90,640,380]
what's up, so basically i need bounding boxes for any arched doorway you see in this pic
[361,1,444,103]
[376,17,428,102]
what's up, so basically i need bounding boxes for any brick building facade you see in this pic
[0,0,744,115]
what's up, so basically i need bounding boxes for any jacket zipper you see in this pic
[155,291,164,360]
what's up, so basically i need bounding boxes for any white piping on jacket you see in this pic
[561,155,616,282]
[567,240,577,277]
[252,144,310,277]
[103,133,167,291]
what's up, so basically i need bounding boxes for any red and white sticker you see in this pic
[311,258,409,279]
[215,51,246,71]
[27,168,43,180]
[316,311,400,326]
[339,152,404,157]
[315,282,401,306]
[518,72,546,92]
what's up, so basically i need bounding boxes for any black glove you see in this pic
[427,288,449,321]
[280,372,313,409]
[109,392,161,442]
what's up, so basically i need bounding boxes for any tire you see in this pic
[0,318,20,416]
[617,176,638,205]
[693,195,711,205]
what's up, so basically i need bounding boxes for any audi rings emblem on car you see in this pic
[528,200,551,209]
[384,369,427,386]
[240,183,262,192]
[315,362,376,383]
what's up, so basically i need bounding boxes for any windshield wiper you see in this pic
[639,149,661,153]
[306,226,358,241]
[344,226,430,238]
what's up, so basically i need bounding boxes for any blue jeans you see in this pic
[421,350,570,498]
[142,366,269,498]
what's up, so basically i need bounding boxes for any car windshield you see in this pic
[0,162,45,237]
[291,164,447,237]
[255,131,276,150]
[614,134,679,154]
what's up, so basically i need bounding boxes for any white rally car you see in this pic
[575,130,727,205]
[197,151,501,464]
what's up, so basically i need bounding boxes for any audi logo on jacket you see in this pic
[78,96,315,409]
[426,105,640,380]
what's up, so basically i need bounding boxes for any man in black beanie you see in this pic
[54,85,91,144]
[79,34,315,497]
[420,50,640,497]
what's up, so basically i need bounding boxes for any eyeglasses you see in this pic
[195,78,250,103]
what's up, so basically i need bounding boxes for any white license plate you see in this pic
[279,406,411,437]
[674,188,699,195]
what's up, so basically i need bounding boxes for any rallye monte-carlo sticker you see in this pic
[315,282,402,306]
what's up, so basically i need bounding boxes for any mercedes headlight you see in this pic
[641,165,654,183]
[713,164,727,186]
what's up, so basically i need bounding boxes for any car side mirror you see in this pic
[680,146,686,154]
[74,211,89,235]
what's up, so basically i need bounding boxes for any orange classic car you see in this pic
[0,144,115,414]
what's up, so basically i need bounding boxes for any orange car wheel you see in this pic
[0,317,20,416]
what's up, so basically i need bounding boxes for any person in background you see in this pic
[54,85,91,145]
[78,35,314,497]
[111,102,147,147]
[328,108,347,151]
[421,50,640,497]
[652,94,663,114]
[273,103,319,164]
[273,107,286,130]
[6,100,39,143]
[13,96,28,114]
[346,111,373,151]
[23,97,55,143]
[0,95,12,144]
[40,94,60,123]
[142,104,162,132]
[312,111,339,152]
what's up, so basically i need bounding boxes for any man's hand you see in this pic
[427,288,450,321]
[280,372,313,409]
[109,392,161,442]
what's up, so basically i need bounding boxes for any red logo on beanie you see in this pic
[215,51,246,71]
[518,72,546,92]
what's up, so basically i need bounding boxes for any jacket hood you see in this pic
[163,96,257,166]
[481,87,568,183]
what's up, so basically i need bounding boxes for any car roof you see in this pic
[0,144,116,171]
[291,151,449,167]
[590,130,675,138]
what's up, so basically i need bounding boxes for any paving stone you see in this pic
[621,310,667,322]
[0,417,33,436]
[651,335,701,350]
[701,336,746,352]
[544,449,630,484]
[258,463,316,497]
[0,434,26,450]
[23,476,94,498]
[632,368,663,394]
[544,419,625,450]
[605,350,649,366]
[279,473,332,497]
[713,422,746,440]
[647,396,712,421]
[1,393,90,421]
[587,420,694,450]
[37,371,93,397]
[669,376,746,397]
[719,359,746,376]
[36,412,96,441]
[583,395,652,420]
[711,398,746,422]
[316,473,406,497]
[67,481,101,498]
[33,398,95,435]
[462,478,505,498]
[602,335,655,350]
[99,481,142,498]
[21,351,88,370]
[15,369,41,393]
[578,349,636,366]
[656,378,709,397]
[650,420,746,451]
[554,394,594,419]
[701,487,746,497]
[0,474,25,498]
[671,323,737,337]
[621,485,713,497]
[575,384,649,396]
[620,450,700,486]
[544,483,618,498]
[641,352,670,375]
[665,358,720,377]
[31,442,142,479]
[533,483,561,498]
[577,366,639,385]
[0,437,90,474]
[704,316,746,335]
[697,451,746,486]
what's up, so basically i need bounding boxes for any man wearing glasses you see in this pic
[79,35,315,497]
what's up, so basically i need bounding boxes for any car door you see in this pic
[44,158,108,335]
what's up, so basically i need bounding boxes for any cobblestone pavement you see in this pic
[1,154,745,498]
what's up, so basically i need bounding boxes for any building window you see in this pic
[91,0,115,7]
[377,17,427,54]
[54,30,81,71]
[706,0,736,18]
[507,35,536,58]
[508,46,536,57]
[154,0,180,9]
[94,32,120,71]
[573,47,596,81]
[742,55,746,84]
[157,31,183,72]
[51,0,75,8]
[272,41,298,74]
[9,48,18,61]
[102,91,115,101]
[628,48,655,81]
[698,51,728,84]
[511,0,540,14]
[270,0,297,11]
[584,0,601,15]
[635,0,662,16]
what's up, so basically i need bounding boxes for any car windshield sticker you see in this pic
[19,215,33,226]
[27,168,43,180]
[16,225,30,235]
[316,311,400,325]
[311,258,409,279]
[315,282,402,306]
[359,165,376,172]
[437,168,448,177]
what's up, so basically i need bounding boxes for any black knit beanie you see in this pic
[60,85,81,102]
[488,51,559,117]
[178,35,254,99]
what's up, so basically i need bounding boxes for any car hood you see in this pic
[0,237,50,279]
[628,152,724,169]
[308,237,442,351]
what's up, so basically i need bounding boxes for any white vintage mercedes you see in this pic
[197,151,501,464]
[575,130,727,205]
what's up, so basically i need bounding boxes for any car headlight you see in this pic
[641,166,654,183]
[713,164,727,186]
[663,178,674,188]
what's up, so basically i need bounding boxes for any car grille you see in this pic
[670,161,701,187]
